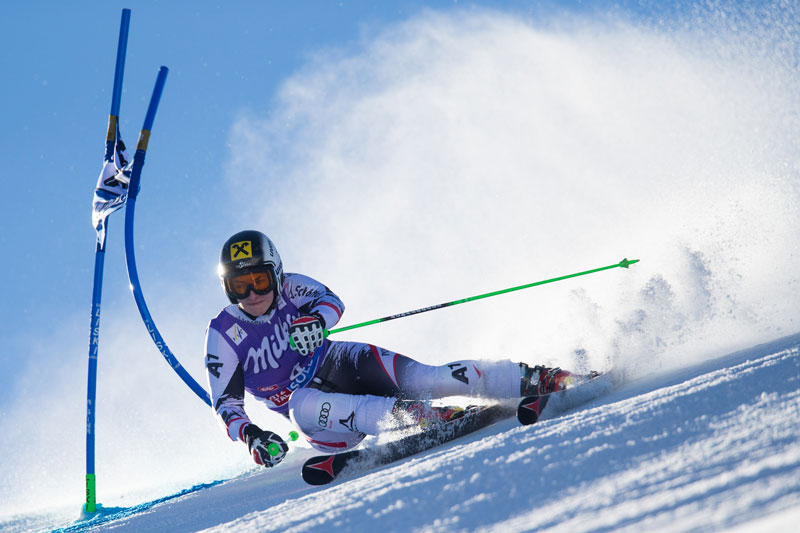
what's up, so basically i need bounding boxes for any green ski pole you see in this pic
[290,258,639,349]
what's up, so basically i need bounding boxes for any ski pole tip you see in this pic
[619,258,640,268]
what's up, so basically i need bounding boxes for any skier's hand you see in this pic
[243,424,288,468]
[289,314,325,356]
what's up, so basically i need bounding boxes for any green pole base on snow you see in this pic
[84,473,97,514]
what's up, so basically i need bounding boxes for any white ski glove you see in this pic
[243,424,288,468]
[289,314,325,356]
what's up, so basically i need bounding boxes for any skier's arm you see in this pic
[284,273,345,329]
[205,326,289,468]
[204,326,252,442]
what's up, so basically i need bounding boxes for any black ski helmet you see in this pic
[218,230,284,304]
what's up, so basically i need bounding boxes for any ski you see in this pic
[301,403,516,485]
[301,371,613,486]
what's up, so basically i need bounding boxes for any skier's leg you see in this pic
[288,387,395,451]
[399,358,523,398]
[309,342,403,396]
[403,359,575,397]
[292,342,573,450]
[291,342,500,448]
[315,341,527,399]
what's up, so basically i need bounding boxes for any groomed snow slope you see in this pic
[66,333,799,532]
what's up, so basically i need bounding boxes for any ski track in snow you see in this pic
[40,333,799,533]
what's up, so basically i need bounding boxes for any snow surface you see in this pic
[24,333,799,532]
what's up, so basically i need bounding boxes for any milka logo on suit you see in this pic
[244,315,295,373]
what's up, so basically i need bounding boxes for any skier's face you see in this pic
[238,287,274,316]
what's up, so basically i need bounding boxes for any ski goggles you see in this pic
[224,267,275,300]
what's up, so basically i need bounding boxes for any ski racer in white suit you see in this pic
[205,230,573,467]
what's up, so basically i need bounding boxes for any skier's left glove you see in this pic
[243,424,288,468]
[289,314,325,356]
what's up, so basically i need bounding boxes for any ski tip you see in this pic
[302,455,339,486]
[619,258,640,269]
[517,395,548,425]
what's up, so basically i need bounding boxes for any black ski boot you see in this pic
[520,364,574,396]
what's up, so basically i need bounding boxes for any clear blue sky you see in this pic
[1,1,481,379]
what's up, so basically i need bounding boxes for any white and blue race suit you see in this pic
[205,273,525,453]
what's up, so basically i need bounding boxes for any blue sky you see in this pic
[2,2,435,367]
[0,1,462,393]
[1,0,798,516]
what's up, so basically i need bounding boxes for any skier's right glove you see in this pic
[243,424,288,468]
[289,314,326,356]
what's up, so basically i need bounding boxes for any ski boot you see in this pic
[520,364,575,396]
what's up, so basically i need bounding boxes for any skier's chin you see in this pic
[239,293,272,316]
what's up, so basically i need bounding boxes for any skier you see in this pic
[205,230,575,468]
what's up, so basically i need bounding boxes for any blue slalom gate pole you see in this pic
[85,238,105,515]
[124,67,212,407]
[86,7,130,516]
[105,9,130,161]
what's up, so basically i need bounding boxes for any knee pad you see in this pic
[289,388,396,437]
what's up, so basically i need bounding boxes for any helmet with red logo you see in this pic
[218,230,284,304]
